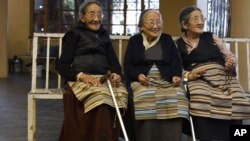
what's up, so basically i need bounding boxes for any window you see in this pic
[33,0,159,34]
[207,0,230,37]
[197,0,231,37]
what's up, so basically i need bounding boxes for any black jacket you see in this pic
[123,33,182,82]
[57,22,121,81]
[176,32,225,71]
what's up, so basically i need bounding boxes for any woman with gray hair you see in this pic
[176,6,250,141]
[124,9,189,141]
[57,0,128,141]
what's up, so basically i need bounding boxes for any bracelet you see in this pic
[76,72,83,81]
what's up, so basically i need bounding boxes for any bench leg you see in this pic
[28,94,36,141]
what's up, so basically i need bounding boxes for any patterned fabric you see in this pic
[188,63,250,119]
[68,75,128,113]
[131,65,189,120]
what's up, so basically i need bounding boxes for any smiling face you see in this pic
[80,3,103,31]
[182,10,205,36]
[140,11,162,42]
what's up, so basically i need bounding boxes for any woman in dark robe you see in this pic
[124,9,189,141]
[57,1,128,141]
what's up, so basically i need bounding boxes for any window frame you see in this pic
[32,0,159,35]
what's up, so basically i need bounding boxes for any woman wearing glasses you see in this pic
[176,6,250,141]
[57,1,128,141]
[123,9,189,141]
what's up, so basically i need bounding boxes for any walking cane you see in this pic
[183,78,196,141]
[107,79,129,141]
[99,71,129,141]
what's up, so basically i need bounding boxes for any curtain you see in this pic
[207,0,231,37]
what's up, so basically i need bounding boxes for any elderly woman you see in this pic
[57,1,127,141]
[176,6,250,141]
[123,9,189,141]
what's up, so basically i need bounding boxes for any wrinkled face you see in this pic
[182,10,206,35]
[81,3,103,31]
[140,11,162,40]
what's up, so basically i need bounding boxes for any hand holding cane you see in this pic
[100,71,129,141]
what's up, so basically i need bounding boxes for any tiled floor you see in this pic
[0,73,63,141]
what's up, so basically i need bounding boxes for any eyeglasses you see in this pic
[191,16,206,23]
[144,19,162,27]
[86,12,104,19]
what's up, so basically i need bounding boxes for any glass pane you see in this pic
[111,11,124,24]
[48,0,61,32]
[63,11,75,24]
[126,11,141,25]
[111,25,124,35]
[34,0,45,32]
[127,0,141,10]
[63,0,75,10]
[126,26,139,35]
[34,0,44,10]
[144,0,159,9]
[111,0,125,10]
[34,11,44,32]
[34,24,45,32]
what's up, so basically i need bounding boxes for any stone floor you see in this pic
[0,73,63,141]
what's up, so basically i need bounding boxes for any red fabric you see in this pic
[59,85,121,141]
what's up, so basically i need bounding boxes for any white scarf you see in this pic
[142,32,161,50]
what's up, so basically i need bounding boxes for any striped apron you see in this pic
[188,63,250,119]
[68,75,128,113]
[131,65,189,120]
